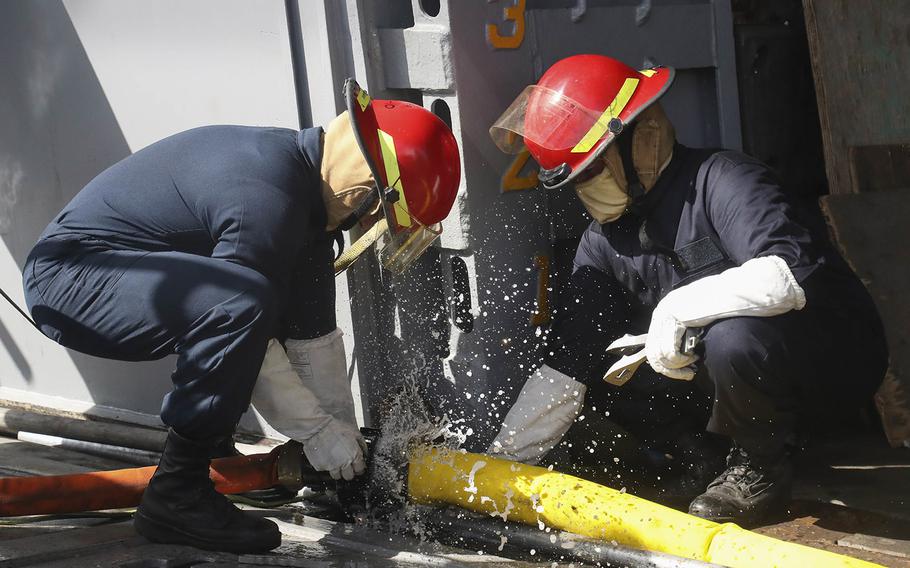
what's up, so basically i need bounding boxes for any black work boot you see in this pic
[657,431,729,503]
[134,429,281,552]
[687,445,792,525]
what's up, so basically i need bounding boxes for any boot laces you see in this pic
[710,447,768,493]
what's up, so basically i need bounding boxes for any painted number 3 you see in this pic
[486,0,526,49]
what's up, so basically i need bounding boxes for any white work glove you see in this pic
[251,338,366,480]
[285,328,357,427]
[301,419,368,481]
[487,364,587,464]
[646,255,806,380]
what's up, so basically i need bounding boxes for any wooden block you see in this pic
[838,533,910,559]
[803,1,910,195]
[850,144,910,193]
[820,190,910,447]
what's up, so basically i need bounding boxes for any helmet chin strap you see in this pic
[615,120,646,216]
[332,174,406,273]
[336,186,380,232]
[333,217,388,276]
[329,186,379,263]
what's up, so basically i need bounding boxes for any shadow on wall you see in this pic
[0,0,131,264]
[0,0,175,419]
[0,322,31,383]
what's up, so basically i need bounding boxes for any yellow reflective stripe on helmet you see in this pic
[377,129,412,228]
[639,69,657,77]
[357,89,371,111]
[571,77,640,153]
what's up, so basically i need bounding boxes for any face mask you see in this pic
[574,145,629,224]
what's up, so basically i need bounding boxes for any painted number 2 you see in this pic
[486,0,526,49]
[501,149,538,192]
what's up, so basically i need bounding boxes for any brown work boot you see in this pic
[687,445,792,525]
[134,429,281,553]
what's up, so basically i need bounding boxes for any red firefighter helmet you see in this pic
[345,79,461,273]
[490,54,675,189]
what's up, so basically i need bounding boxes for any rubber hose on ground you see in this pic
[407,448,882,568]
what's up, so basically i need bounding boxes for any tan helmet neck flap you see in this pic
[630,102,675,192]
[320,111,379,232]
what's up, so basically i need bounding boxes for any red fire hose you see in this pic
[0,442,309,517]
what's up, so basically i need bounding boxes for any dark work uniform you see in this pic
[547,145,888,455]
[23,126,336,439]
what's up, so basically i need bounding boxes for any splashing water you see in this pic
[363,371,470,538]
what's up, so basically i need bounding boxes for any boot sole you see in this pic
[689,507,778,527]
[134,511,281,553]
[692,512,736,523]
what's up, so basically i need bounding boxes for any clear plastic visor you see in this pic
[489,85,608,154]
[377,216,442,274]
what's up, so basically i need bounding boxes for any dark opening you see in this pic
[419,0,441,17]
[431,99,453,129]
[732,0,827,197]
[449,257,474,333]
[375,0,415,28]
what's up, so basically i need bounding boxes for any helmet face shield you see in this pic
[488,56,675,189]
[490,85,613,154]
[376,216,442,274]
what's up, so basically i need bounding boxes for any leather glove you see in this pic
[302,419,367,481]
[646,255,806,380]
[487,364,586,464]
[251,339,366,480]
[646,309,699,380]
[285,328,357,426]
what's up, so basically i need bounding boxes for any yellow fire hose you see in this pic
[408,448,881,568]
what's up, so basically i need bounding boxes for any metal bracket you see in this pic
[530,254,551,327]
[275,440,308,490]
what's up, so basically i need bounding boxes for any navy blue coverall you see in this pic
[546,145,888,454]
[23,126,336,439]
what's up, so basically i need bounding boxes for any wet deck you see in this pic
[0,433,908,567]
[0,437,532,567]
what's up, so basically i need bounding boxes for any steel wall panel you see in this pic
[0,0,743,445]
[341,0,742,449]
[0,0,299,433]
